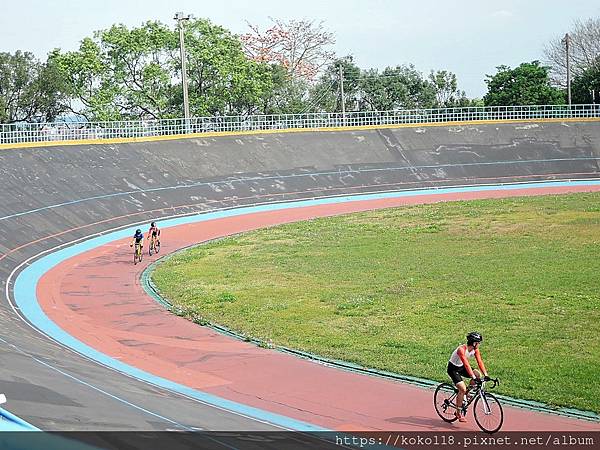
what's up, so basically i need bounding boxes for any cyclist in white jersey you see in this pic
[447,332,490,422]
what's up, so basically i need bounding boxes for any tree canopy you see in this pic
[49,22,177,121]
[0,51,68,123]
[483,61,564,106]
[429,70,471,107]
[571,60,600,104]
[307,58,471,113]
[48,19,277,121]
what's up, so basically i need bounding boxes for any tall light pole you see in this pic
[338,63,346,123]
[563,33,572,106]
[174,12,191,130]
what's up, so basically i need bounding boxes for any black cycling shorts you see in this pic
[447,361,470,385]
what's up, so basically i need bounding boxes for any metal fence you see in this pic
[1,104,599,145]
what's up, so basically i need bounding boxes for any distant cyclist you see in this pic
[147,221,161,248]
[447,332,490,422]
[130,228,144,250]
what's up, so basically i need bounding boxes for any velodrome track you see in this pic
[1,121,600,436]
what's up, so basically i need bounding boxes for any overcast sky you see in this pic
[2,0,599,98]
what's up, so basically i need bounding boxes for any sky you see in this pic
[2,0,599,98]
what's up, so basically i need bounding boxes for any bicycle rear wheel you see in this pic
[433,383,458,422]
[473,393,503,433]
[149,241,154,256]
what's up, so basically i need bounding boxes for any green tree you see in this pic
[0,51,68,123]
[50,22,177,121]
[483,61,564,106]
[100,22,177,119]
[182,19,275,116]
[33,57,71,121]
[50,19,277,120]
[307,57,361,113]
[360,65,436,111]
[307,59,441,113]
[246,64,305,114]
[268,77,312,114]
[571,61,600,104]
[429,70,470,107]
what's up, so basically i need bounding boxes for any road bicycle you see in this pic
[148,234,160,256]
[434,377,503,433]
[133,243,143,265]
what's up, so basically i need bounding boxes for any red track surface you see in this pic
[38,187,600,431]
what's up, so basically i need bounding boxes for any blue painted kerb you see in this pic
[12,180,600,431]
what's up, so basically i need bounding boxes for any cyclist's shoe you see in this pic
[484,375,491,382]
[455,411,467,423]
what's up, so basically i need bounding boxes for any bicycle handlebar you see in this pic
[484,378,500,388]
[474,377,500,388]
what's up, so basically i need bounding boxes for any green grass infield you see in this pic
[152,192,600,413]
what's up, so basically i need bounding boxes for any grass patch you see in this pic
[152,192,600,413]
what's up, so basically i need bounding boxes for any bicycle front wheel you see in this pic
[433,383,458,422]
[473,393,503,433]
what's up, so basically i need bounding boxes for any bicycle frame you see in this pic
[134,243,142,263]
[445,379,494,414]
[464,384,482,411]
[473,384,494,415]
[148,234,159,254]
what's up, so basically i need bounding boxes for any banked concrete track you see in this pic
[1,121,600,432]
